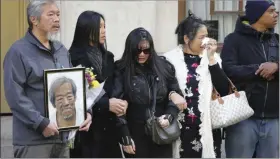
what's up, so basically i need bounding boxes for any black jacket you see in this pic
[111,59,181,145]
[70,46,117,143]
[221,16,279,119]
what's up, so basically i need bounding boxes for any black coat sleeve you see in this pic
[91,94,110,115]
[111,68,132,145]
[209,63,230,97]
[111,68,124,99]
[91,52,115,116]
[91,73,114,115]
[163,59,181,118]
[272,34,279,79]
[221,34,261,83]
[165,101,180,118]
[272,62,279,80]
[164,59,183,96]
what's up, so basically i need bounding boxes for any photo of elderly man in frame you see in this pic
[44,68,86,131]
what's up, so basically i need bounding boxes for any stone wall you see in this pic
[57,1,178,60]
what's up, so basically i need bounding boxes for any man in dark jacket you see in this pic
[221,0,279,158]
[3,0,91,158]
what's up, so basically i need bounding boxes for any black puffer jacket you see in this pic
[111,59,182,144]
[221,16,279,119]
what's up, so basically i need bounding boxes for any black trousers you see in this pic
[180,126,222,158]
[70,128,122,158]
[124,122,172,158]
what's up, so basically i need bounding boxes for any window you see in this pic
[179,0,279,52]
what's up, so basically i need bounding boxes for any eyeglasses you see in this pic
[137,48,151,55]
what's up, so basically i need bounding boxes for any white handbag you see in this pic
[210,79,254,129]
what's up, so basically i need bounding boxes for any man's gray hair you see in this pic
[27,0,57,29]
[49,76,77,107]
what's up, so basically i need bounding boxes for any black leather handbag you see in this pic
[145,77,181,145]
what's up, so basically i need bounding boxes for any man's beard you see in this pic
[47,31,59,41]
[60,107,76,120]
[63,113,74,120]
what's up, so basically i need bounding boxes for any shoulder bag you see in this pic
[210,78,254,129]
[145,76,181,145]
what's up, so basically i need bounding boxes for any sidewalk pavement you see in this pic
[1,116,13,158]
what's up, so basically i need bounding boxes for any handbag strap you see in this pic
[212,77,240,104]
[151,76,159,113]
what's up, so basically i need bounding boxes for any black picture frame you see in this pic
[44,67,86,131]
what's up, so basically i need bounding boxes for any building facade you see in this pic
[1,0,279,114]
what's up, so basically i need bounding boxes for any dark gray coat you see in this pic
[4,30,72,145]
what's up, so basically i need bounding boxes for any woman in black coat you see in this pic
[111,27,186,158]
[69,11,127,158]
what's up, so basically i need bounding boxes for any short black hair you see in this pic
[175,10,206,44]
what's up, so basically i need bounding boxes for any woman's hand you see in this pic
[79,113,92,131]
[158,115,170,128]
[170,92,187,111]
[203,38,218,65]
[205,38,217,58]
[122,138,136,154]
[109,98,128,116]
[117,100,128,117]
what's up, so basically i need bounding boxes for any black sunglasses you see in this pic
[137,48,151,55]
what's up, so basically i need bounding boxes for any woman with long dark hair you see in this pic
[112,27,186,158]
[69,10,127,158]
[163,11,230,158]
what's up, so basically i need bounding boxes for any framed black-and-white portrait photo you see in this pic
[44,68,86,131]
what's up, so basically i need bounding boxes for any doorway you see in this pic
[0,0,29,114]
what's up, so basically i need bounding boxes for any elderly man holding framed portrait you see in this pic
[3,0,92,158]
